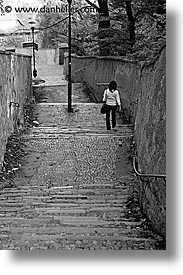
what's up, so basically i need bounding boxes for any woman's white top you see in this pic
[103,89,121,106]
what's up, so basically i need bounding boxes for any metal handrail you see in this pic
[133,157,166,180]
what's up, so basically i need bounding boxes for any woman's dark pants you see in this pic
[105,105,117,130]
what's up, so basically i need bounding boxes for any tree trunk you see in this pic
[84,0,111,55]
[98,0,110,55]
[125,1,135,49]
[98,0,110,29]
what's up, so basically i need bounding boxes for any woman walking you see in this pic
[103,80,121,130]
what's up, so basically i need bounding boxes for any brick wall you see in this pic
[0,51,32,169]
[64,48,166,236]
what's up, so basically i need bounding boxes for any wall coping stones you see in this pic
[0,51,32,59]
[65,54,138,65]
[65,44,166,68]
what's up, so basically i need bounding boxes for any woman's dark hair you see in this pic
[108,80,117,91]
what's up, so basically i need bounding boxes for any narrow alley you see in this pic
[0,65,164,250]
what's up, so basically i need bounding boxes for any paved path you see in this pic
[35,65,66,86]
[0,66,164,250]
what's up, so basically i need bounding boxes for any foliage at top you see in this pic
[37,0,166,62]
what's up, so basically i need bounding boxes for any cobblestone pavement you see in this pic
[0,66,164,250]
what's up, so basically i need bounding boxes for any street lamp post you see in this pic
[31,26,37,78]
[67,0,72,112]
[29,20,37,78]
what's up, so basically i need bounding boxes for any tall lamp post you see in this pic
[67,0,72,112]
[29,20,37,78]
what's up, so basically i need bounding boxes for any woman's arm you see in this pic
[116,91,121,109]
[103,90,107,103]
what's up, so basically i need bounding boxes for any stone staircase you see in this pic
[0,179,160,250]
[0,77,164,250]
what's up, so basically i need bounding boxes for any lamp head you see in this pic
[28,19,36,30]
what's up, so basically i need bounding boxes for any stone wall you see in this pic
[16,48,59,67]
[135,48,166,237]
[64,47,166,236]
[0,51,32,169]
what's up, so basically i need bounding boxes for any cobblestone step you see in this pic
[0,217,141,228]
[0,231,155,243]
[0,189,127,198]
[0,242,156,250]
[0,192,128,200]
[25,128,133,138]
[0,199,129,209]
[32,103,128,130]
[0,222,133,231]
